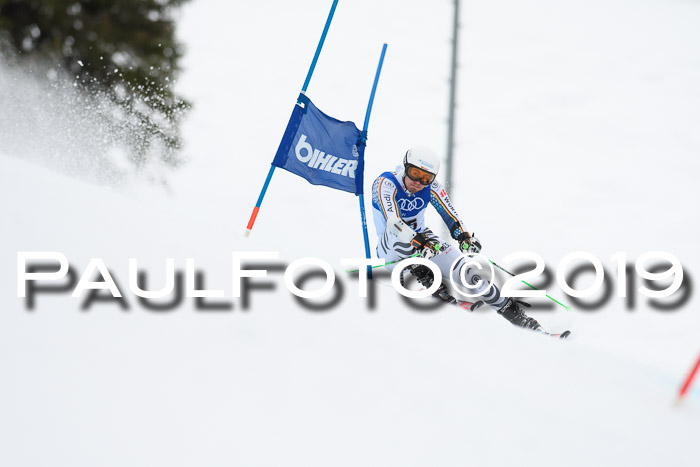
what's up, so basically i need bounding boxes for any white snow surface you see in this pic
[1,0,700,466]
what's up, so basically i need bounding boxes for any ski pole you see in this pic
[346,251,572,310]
[345,253,419,273]
[488,259,571,311]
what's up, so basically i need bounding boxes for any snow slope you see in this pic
[2,0,700,466]
[2,152,698,466]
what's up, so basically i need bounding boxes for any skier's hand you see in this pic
[411,232,441,259]
[467,236,482,254]
[457,232,482,254]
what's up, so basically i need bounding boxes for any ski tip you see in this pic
[244,229,251,238]
[559,330,572,339]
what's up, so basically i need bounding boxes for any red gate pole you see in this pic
[676,351,700,405]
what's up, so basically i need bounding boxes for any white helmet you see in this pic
[404,146,440,176]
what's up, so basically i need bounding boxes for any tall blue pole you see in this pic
[362,44,387,134]
[358,44,388,277]
[246,0,340,237]
[358,195,372,278]
[302,0,339,94]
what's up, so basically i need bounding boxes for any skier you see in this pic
[371,146,541,330]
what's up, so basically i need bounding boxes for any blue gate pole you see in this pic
[358,44,388,277]
[245,0,339,237]
[302,0,339,94]
[362,44,387,134]
[358,194,372,278]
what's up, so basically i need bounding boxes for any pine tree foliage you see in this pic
[0,0,190,168]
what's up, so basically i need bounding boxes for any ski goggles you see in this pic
[405,164,436,185]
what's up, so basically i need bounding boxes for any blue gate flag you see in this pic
[272,94,365,195]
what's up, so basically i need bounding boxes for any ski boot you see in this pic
[405,265,456,304]
[498,298,541,330]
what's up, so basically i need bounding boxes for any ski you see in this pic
[440,291,571,338]
[537,329,571,339]
[436,290,571,339]
[427,288,482,311]
[396,266,572,338]
[454,298,482,312]
[428,283,483,312]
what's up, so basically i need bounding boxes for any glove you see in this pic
[457,232,482,254]
[411,232,441,259]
